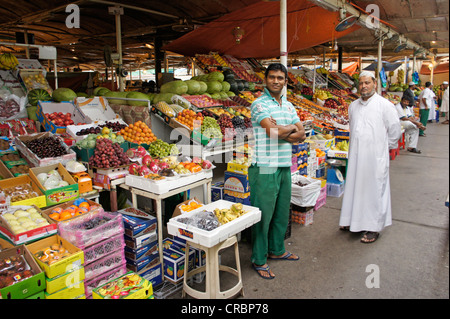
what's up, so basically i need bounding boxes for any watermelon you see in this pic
[207,71,224,82]
[126,92,150,106]
[160,80,188,95]
[52,88,77,102]
[221,81,231,92]
[206,81,222,94]
[184,80,201,94]
[27,89,51,106]
[93,86,109,95]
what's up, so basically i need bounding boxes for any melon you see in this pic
[152,93,176,104]
[207,71,224,82]
[221,81,231,92]
[210,93,222,100]
[160,80,188,95]
[93,86,109,95]
[126,92,150,106]
[52,88,77,102]
[198,81,208,94]
[219,91,228,99]
[184,80,201,95]
[27,106,38,121]
[105,91,127,105]
[76,92,89,97]
[96,88,111,96]
[206,81,222,94]
[27,89,51,106]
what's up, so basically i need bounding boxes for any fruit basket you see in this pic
[57,210,124,249]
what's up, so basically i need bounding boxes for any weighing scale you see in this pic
[326,159,346,184]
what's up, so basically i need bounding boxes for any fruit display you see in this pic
[201,117,222,140]
[229,95,251,107]
[45,112,75,127]
[0,153,24,163]
[181,95,222,108]
[24,136,68,159]
[313,89,332,101]
[179,199,203,212]
[301,87,314,96]
[296,109,314,122]
[35,169,69,190]
[214,203,247,225]
[0,53,19,70]
[154,101,176,118]
[147,139,179,158]
[1,206,50,234]
[27,89,52,106]
[0,139,11,150]
[331,140,349,152]
[217,114,234,139]
[0,184,39,203]
[75,128,126,149]
[0,255,34,289]
[0,96,20,119]
[118,121,157,144]
[94,272,150,299]
[75,121,127,136]
[174,109,203,131]
[33,243,72,265]
[9,164,29,176]
[47,200,94,221]
[88,138,130,169]
[52,88,77,102]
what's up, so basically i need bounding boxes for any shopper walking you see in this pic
[395,96,425,153]
[418,82,435,136]
[339,71,401,243]
[249,63,306,279]
[440,81,449,124]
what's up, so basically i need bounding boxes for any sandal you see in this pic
[268,252,299,261]
[360,231,379,243]
[407,148,422,154]
[340,226,350,231]
[252,264,274,279]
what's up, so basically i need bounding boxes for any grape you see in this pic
[201,117,223,139]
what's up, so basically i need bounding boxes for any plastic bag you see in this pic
[176,211,220,231]
[0,93,27,120]
[291,175,321,207]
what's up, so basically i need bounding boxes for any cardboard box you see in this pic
[93,166,128,190]
[211,181,224,202]
[26,235,84,278]
[29,163,79,206]
[0,204,57,245]
[227,161,250,175]
[45,281,85,299]
[136,262,163,289]
[124,231,157,250]
[0,137,15,155]
[45,266,85,294]
[224,170,250,193]
[223,189,251,205]
[125,249,159,273]
[163,248,195,284]
[75,97,120,123]
[36,101,87,134]
[92,271,152,299]
[124,240,158,262]
[0,175,46,208]
[14,131,76,167]
[121,213,157,238]
[0,160,13,180]
[0,245,46,299]
[40,198,102,223]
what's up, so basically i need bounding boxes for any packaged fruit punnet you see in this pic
[155,101,176,118]
[57,210,124,249]
[1,205,50,235]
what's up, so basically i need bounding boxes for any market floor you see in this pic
[169,121,449,299]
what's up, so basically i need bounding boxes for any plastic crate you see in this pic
[326,182,345,198]
[314,186,327,211]
[84,263,128,299]
[84,249,126,281]
[291,210,313,225]
[57,211,124,249]
[83,234,125,265]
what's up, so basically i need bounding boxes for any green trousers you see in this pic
[249,165,291,265]
[419,109,430,136]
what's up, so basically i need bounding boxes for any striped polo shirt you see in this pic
[250,88,300,167]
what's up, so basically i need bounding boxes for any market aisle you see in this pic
[177,122,449,299]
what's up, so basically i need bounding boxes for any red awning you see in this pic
[163,0,360,59]
[420,62,449,75]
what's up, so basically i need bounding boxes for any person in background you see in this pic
[418,82,435,136]
[249,63,306,279]
[402,81,417,110]
[339,71,401,243]
[395,96,425,154]
[440,81,449,124]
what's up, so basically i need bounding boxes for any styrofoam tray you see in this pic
[66,119,127,142]
[125,170,213,195]
[167,199,261,248]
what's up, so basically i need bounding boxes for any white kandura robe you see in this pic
[339,93,402,232]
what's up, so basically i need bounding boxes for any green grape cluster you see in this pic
[201,117,223,139]
[148,139,179,157]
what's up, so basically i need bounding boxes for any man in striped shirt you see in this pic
[249,63,306,279]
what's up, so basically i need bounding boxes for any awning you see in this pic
[420,62,449,75]
[162,0,359,59]
[342,62,359,76]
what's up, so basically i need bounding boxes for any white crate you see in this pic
[125,170,213,195]
[167,200,261,248]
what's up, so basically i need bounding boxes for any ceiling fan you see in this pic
[172,17,194,32]
[335,7,358,32]
[394,38,408,53]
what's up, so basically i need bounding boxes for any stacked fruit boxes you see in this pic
[119,207,163,289]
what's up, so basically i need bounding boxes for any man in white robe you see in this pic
[440,81,449,124]
[339,71,402,243]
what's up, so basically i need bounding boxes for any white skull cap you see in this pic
[359,71,376,80]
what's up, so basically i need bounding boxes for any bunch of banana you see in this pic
[0,53,19,70]
[397,69,405,83]
[214,203,247,225]
[331,140,349,152]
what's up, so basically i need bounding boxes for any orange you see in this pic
[51,207,63,214]
[78,202,90,211]
[59,210,73,220]
[49,212,60,221]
